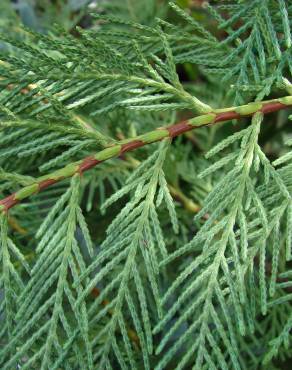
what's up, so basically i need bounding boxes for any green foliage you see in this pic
[0,1,291,369]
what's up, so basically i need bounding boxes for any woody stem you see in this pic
[0,96,291,212]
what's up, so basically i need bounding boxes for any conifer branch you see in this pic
[0,96,291,213]
[0,2,291,368]
[123,155,201,213]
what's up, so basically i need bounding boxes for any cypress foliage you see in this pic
[0,1,291,369]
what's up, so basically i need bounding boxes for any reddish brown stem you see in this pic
[0,96,291,212]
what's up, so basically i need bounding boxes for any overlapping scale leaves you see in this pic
[261,129,292,364]
[154,113,292,370]
[0,175,94,370]
[73,140,178,369]
[0,10,211,123]
[0,1,291,369]
[263,268,292,364]
[0,1,290,119]
[0,214,30,350]
[203,0,292,104]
